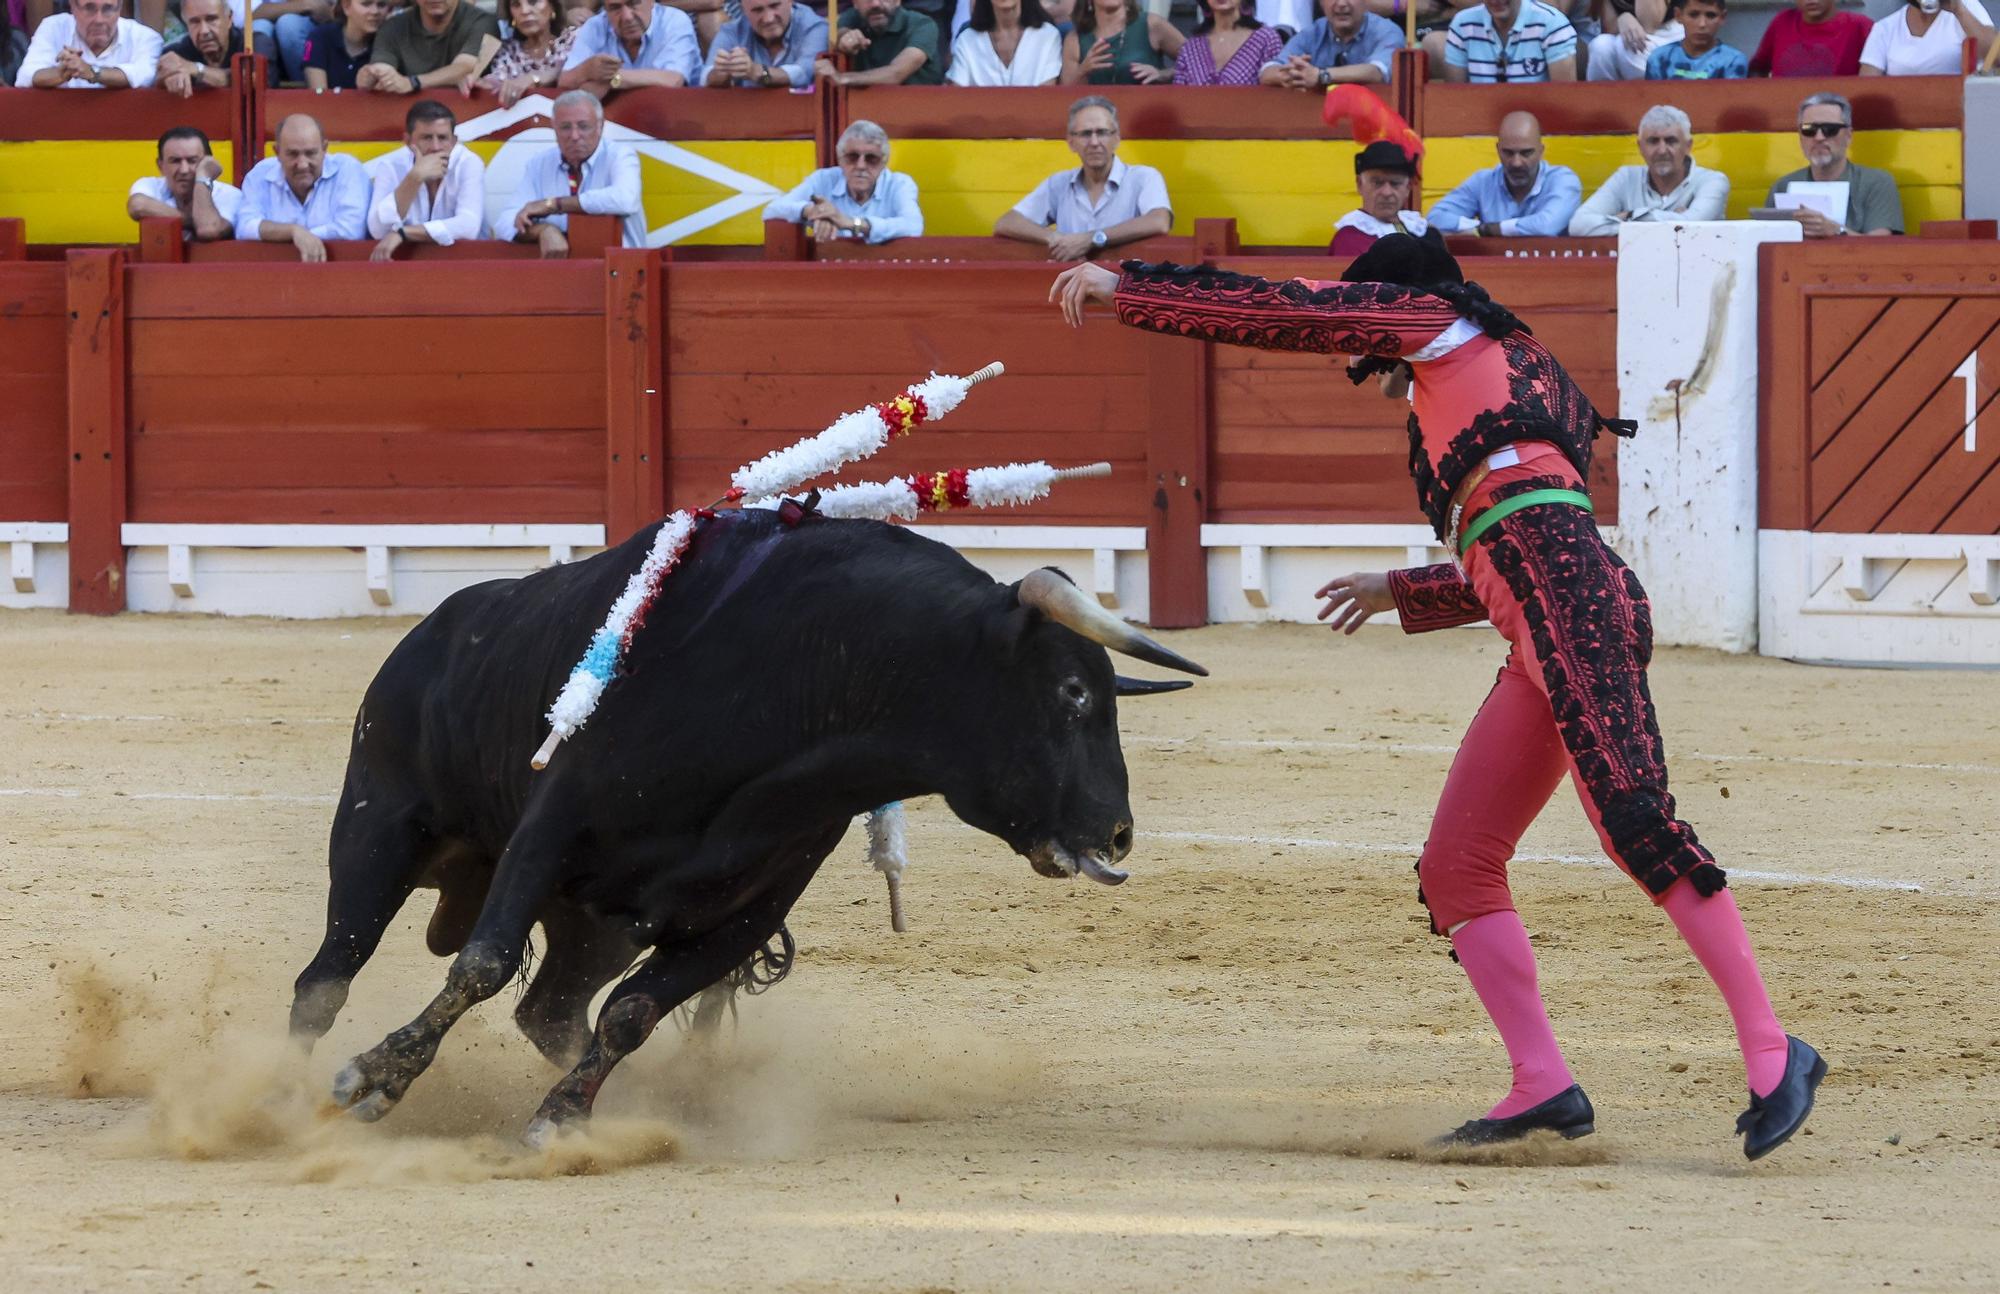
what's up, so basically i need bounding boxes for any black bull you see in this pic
[288,509,1205,1142]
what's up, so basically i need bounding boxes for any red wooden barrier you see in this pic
[66,250,127,614]
[123,261,606,527]
[0,263,68,525]
[1760,241,2000,536]
[0,219,24,261]
[604,248,666,546]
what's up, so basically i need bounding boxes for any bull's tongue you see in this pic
[1075,850,1128,886]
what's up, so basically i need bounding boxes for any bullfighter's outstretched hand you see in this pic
[1050,263,1120,328]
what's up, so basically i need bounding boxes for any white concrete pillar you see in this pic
[1614,220,1801,653]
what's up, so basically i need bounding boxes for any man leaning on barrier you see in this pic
[1568,102,1728,235]
[15,0,162,88]
[235,113,371,262]
[498,89,647,258]
[763,120,924,244]
[127,125,242,243]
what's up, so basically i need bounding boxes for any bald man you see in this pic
[1426,111,1582,238]
[235,113,371,260]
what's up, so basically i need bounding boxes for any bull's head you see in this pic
[943,568,1205,888]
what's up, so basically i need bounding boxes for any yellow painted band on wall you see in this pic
[0,130,1961,245]
[0,140,237,244]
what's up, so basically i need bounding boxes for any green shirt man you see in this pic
[826,0,941,86]
[363,0,502,90]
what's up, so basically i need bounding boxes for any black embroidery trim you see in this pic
[1477,504,1728,901]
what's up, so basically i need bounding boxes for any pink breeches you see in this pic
[1416,464,1721,931]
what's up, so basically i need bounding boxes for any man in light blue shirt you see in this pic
[1257,0,1400,87]
[234,114,370,262]
[763,120,923,244]
[1427,111,1582,237]
[994,97,1172,261]
[498,91,648,254]
[702,0,827,87]
[559,0,701,96]
[1443,0,1578,81]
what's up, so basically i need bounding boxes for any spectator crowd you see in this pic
[7,0,1972,254]
[10,0,1993,91]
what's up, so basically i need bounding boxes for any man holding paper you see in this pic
[1764,91,1903,238]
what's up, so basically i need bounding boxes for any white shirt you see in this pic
[129,175,244,230]
[1334,209,1429,238]
[1568,161,1730,235]
[944,23,1061,86]
[366,144,487,244]
[1860,0,1990,76]
[234,152,372,240]
[1254,0,1315,32]
[496,138,646,249]
[14,14,163,87]
[1012,157,1172,234]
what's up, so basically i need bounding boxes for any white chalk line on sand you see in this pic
[14,712,1990,776]
[0,787,337,805]
[1138,829,1928,894]
[4,710,347,727]
[1126,733,2000,778]
[0,785,1938,892]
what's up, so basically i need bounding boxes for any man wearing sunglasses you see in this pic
[1764,91,1903,237]
[763,119,924,243]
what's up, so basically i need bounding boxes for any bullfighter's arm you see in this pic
[1386,563,1487,633]
[1111,261,1463,357]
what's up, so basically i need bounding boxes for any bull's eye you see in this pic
[1060,679,1091,713]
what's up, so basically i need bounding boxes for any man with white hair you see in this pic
[15,0,162,87]
[763,120,923,244]
[1568,103,1728,235]
[498,89,646,258]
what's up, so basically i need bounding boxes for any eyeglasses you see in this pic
[839,150,884,164]
[1068,128,1118,140]
[1798,122,1848,138]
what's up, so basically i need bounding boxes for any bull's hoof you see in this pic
[522,1107,586,1150]
[329,1034,433,1120]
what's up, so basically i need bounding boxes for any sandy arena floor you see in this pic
[1,607,1996,1292]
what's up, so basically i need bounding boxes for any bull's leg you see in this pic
[288,799,433,1050]
[522,861,825,1145]
[330,808,578,1121]
[514,904,644,1069]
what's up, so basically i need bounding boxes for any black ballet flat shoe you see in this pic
[1438,1084,1596,1147]
[1736,1035,1828,1161]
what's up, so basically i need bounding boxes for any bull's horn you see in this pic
[1019,568,1208,677]
[1115,675,1194,697]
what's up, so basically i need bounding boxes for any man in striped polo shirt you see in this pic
[1442,0,1578,80]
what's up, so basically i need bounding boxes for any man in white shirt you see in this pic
[235,113,372,262]
[763,119,923,243]
[1568,103,1729,235]
[498,90,647,257]
[15,0,163,87]
[994,96,1171,261]
[559,0,701,97]
[126,125,240,242]
[367,100,487,261]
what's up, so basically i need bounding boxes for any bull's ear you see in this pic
[1116,676,1193,696]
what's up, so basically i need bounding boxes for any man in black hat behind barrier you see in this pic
[1330,138,1425,257]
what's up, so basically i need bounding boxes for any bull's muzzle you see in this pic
[1026,823,1132,886]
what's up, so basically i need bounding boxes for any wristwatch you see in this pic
[610,70,623,90]
[855,216,871,240]
[197,176,216,190]
[1090,229,1108,249]
[1317,66,1333,88]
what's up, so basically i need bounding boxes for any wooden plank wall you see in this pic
[122,263,608,525]
[662,264,1157,527]
[1206,257,1621,525]
[1761,241,2000,534]
[0,263,68,523]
